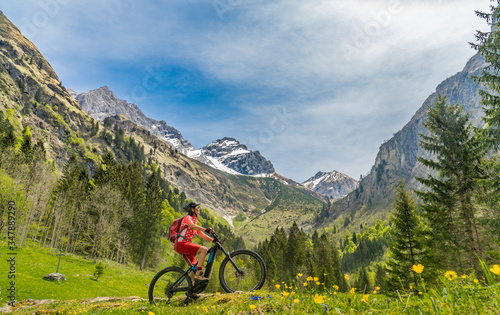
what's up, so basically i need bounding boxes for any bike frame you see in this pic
[168,234,243,295]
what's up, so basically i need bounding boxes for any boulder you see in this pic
[43,273,66,281]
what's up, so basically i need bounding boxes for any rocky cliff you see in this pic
[328,53,485,220]
[75,86,194,152]
[200,137,275,176]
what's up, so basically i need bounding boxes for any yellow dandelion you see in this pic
[489,265,500,276]
[148,312,155,315]
[250,305,256,310]
[275,284,281,289]
[314,277,319,282]
[344,274,349,280]
[298,273,303,277]
[350,287,356,294]
[361,294,369,303]
[316,281,321,285]
[375,286,380,291]
[216,292,221,295]
[409,285,413,290]
[313,294,325,304]
[419,292,422,295]
[307,276,314,281]
[332,285,339,291]
[412,264,424,274]
[294,298,300,303]
[444,270,457,281]
[303,282,308,287]
[282,291,290,297]
[474,279,479,283]
[291,291,295,295]
[461,275,467,279]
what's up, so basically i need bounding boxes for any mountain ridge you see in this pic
[324,52,486,230]
[302,170,359,200]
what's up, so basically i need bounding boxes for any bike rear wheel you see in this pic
[148,266,191,305]
[219,249,266,293]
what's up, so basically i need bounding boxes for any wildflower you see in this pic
[250,305,256,310]
[148,312,155,315]
[298,273,303,277]
[409,285,413,290]
[316,281,321,285]
[344,274,349,280]
[291,291,295,295]
[332,285,339,291]
[293,299,300,303]
[412,264,424,274]
[461,275,467,279]
[375,286,380,291]
[350,287,356,294]
[216,292,221,295]
[323,273,327,276]
[361,294,369,303]
[275,284,281,289]
[307,276,314,281]
[282,291,290,297]
[474,279,479,283]
[303,282,308,287]
[418,292,422,295]
[490,265,500,276]
[444,270,457,281]
[250,295,262,300]
[313,294,325,304]
[314,277,319,282]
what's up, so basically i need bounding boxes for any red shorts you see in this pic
[174,241,201,265]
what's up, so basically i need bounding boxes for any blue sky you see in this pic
[1,0,491,182]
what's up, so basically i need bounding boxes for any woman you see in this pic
[174,201,215,281]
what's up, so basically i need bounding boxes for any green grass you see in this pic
[0,242,157,303]
[2,243,500,314]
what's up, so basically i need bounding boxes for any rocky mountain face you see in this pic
[198,137,275,176]
[75,86,194,152]
[73,87,276,177]
[328,53,485,222]
[302,170,359,200]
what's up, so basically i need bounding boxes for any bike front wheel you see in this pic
[148,266,191,305]
[219,249,266,293]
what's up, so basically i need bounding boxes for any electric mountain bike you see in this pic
[148,232,266,305]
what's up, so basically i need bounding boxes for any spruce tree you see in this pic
[136,171,163,270]
[416,95,484,275]
[386,181,425,291]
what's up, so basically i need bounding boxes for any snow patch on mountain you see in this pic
[302,170,359,200]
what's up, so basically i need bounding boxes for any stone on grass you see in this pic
[43,273,66,281]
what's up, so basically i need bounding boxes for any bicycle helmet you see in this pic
[183,201,200,211]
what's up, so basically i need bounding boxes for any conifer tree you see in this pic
[135,171,163,270]
[416,95,484,275]
[386,181,425,291]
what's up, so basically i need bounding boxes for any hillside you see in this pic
[0,10,324,242]
[322,52,485,231]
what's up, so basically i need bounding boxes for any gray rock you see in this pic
[43,273,66,281]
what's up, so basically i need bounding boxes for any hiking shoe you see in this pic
[194,270,208,281]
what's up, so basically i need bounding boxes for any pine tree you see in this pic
[386,181,425,291]
[415,95,484,275]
